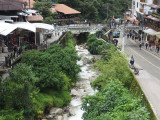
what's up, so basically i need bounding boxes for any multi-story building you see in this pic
[132,0,160,30]
[132,0,153,20]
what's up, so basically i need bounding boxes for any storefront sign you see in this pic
[152,13,160,19]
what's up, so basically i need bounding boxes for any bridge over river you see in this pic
[46,24,107,34]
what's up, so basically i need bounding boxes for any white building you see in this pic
[132,0,153,18]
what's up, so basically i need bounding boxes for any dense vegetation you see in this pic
[0,33,80,119]
[81,34,151,119]
[86,34,107,55]
[34,0,56,24]
[55,0,131,22]
[34,0,131,23]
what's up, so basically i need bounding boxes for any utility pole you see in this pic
[107,3,109,19]
[29,0,30,9]
[122,13,126,52]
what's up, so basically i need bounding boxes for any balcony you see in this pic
[153,0,159,5]
[140,0,146,2]
[140,9,144,13]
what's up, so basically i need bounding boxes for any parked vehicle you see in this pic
[113,31,120,38]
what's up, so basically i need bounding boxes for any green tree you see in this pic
[82,80,150,120]
[21,34,80,90]
[56,0,131,22]
[86,34,107,55]
[4,63,38,118]
[34,0,55,24]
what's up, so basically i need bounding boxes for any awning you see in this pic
[145,15,160,21]
[147,4,159,9]
[32,23,54,30]
[129,17,136,22]
[14,22,36,32]
[151,17,160,22]
[143,29,157,35]
[155,32,160,39]
[0,22,17,36]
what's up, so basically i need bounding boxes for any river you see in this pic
[68,45,99,120]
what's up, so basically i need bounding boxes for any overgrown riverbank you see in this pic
[0,32,80,120]
[81,33,155,120]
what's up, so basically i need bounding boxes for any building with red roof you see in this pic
[51,4,81,25]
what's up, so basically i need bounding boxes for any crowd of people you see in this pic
[127,30,160,53]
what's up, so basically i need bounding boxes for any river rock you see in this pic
[71,89,80,96]
[62,114,68,120]
[69,108,76,116]
[46,114,53,119]
[46,115,52,118]
[50,108,63,116]
[56,115,62,120]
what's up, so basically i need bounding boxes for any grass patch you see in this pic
[33,89,71,118]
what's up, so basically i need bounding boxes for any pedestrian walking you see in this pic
[114,39,118,46]
[127,33,129,39]
[149,42,152,50]
[130,55,134,68]
[154,42,157,52]
[130,32,132,38]
[132,34,134,40]
[117,43,121,50]
[139,43,142,50]
[145,41,148,50]
[157,45,159,53]
[156,42,159,53]
[13,45,17,57]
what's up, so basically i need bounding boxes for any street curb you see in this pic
[129,63,159,120]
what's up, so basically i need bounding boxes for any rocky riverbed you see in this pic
[43,44,100,120]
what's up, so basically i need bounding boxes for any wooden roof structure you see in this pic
[51,4,81,15]
[0,0,23,10]
[27,15,43,22]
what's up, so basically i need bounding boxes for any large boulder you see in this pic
[62,114,68,120]
[56,115,62,120]
[50,108,63,116]
[69,108,76,116]
[70,89,80,96]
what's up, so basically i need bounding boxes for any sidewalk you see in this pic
[129,37,160,58]
[118,34,160,119]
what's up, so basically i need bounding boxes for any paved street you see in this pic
[117,28,160,119]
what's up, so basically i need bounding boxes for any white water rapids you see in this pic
[68,45,99,120]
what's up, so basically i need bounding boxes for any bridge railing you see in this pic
[55,24,106,33]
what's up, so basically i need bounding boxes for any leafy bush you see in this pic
[91,46,133,90]
[86,34,107,55]
[82,39,151,120]
[82,80,150,120]
[0,63,38,118]
[0,110,24,120]
[21,34,80,90]
[33,89,71,118]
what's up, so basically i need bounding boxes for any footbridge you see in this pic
[54,24,106,34]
